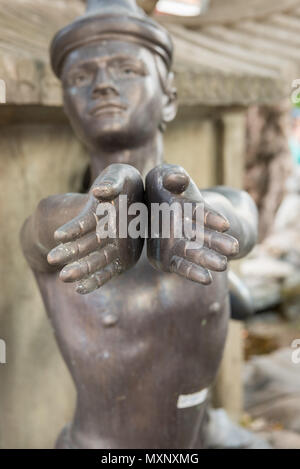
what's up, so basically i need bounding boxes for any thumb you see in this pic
[163,170,190,195]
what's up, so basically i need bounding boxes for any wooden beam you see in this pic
[0,1,293,107]
[169,24,290,74]
[269,12,300,31]
[204,25,300,62]
[172,34,278,78]
[238,20,300,47]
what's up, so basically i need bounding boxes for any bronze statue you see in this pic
[21,0,257,449]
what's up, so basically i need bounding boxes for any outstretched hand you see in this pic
[47,164,144,294]
[145,164,239,285]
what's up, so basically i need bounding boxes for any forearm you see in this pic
[20,193,88,272]
[202,187,258,259]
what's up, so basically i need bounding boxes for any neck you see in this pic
[90,133,164,181]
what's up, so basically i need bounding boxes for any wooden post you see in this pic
[164,108,217,189]
[213,110,246,421]
[0,115,88,448]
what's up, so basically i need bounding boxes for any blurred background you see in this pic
[0,0,300,449]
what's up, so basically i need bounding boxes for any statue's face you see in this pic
[62,40,173,151]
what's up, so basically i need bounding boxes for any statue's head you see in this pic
[50,0,177,152]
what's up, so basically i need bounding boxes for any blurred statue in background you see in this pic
[21,0,257,449]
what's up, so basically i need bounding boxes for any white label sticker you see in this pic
[177,388,208,409]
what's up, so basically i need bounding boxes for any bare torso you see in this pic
[35,7,257,448]
[36,250,229,449]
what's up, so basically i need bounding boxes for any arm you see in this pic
[20,193,88,273]
[21,164,145,294]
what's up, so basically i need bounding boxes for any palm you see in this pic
[146,164,239,285]
[47,164,144,294]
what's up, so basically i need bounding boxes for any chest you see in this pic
[38,260,229,382]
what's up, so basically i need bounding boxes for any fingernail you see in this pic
[76,284,89,295]
[217,256,227,271]
[206,213,230,231]
[163,172,189,194]
[54,230,67,242]
[47,247,62,264]
[47,251,55,265]
[76,275,99,294]
[190,267,212,285]
[93,183,115,200]
[231,239,240,255]
[60,263,80,282]
[76,280,96,295]
[48,244,74,265]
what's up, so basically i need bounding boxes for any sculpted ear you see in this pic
[162,72,178,125]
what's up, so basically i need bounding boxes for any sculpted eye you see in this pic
[69,71,92,87]
[119,63,145,78]
[122,67,137,76]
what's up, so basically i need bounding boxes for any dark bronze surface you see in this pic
[20,0,257,449]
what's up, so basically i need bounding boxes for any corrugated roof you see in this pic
[0,0,299,106]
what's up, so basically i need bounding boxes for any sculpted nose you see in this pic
[92,68,119,99]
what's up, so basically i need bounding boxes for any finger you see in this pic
[48,232,103,265]
[170,255,212,285]
[92,165,125,201]
[174,239,227,271]
[163,171,190,194]
[185,246,227,272]
[59,244,118,283]
[76,263,120,295]
[54,209,97,243]
[205,207,230,232]
[193,205,229,232]
[204,229,239,257]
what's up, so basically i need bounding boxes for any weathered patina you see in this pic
[21,0,257,449]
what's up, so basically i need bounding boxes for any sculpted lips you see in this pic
[89,101,127,116]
